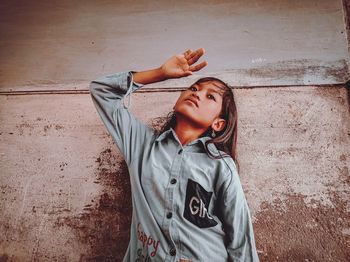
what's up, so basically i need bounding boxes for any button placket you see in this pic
[162,146,184,256]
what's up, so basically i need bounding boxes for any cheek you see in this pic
[173,93,186,109]
[194,103,221,126]
[201,103,222,118]
[173,100,183,111]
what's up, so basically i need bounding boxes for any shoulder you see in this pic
[217,156,240,186]
[208,151,245,203]
[206,144,239,181]
[203,149,240,197]
[112,107,159,147]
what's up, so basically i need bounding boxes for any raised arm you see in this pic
[89,71,149,165]
[89,48,208,165]
[133,48,208,85]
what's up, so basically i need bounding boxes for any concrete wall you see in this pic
[0,0,348,90]
[1,86,350,261]
[0,0,350,261]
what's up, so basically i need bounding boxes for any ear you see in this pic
[211,118,226,132]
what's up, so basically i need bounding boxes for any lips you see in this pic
[185,98,199,107]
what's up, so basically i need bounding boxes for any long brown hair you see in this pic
[159,77,240,173]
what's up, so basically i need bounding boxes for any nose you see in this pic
[191,92,200,101]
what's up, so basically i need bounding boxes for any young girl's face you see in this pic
[173,81,225,129]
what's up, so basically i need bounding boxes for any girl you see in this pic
[89,48,259,262]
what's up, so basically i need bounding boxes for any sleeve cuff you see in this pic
[129,70,144,88]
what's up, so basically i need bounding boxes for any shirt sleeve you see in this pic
[220,168,260,262]
[88,71,154,166]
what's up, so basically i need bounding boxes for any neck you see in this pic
[174,114,207,146]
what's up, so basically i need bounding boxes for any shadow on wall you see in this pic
[55,147,131,261]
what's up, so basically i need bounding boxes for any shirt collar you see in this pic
[155,128,218,155]
[155,128,173,142]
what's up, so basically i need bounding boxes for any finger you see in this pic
[183,49,193,59]
[178,55,189,65]
[189,60,208,72]
[183,49,190,56]
[187,48,205,65]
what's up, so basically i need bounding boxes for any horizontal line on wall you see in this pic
[1,58,348,93]
[0,83,346,96]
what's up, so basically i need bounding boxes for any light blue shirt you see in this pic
[89,71,259,262]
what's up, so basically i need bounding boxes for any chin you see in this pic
[174,106,207,129]
[175,104,195,118]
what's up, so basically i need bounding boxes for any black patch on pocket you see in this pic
[183,179,218,228]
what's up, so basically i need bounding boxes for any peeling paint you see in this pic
[14,118,65,136]
[237,59,350,85]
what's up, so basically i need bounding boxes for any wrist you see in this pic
[156,66,168,81]
[132,67,168,85]
[157,65,169,81]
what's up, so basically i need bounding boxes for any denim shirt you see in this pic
[89,71,259,262]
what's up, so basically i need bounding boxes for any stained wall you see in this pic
[0,0,349,261]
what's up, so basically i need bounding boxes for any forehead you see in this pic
[193,81,225,95]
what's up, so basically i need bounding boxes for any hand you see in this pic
[160,48,208,79]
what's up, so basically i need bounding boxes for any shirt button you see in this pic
[170,178,177,184]
[169,247,176,256]
[178,149,183,154]
[166,212,173,219]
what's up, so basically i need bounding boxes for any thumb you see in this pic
[184,71,193,76]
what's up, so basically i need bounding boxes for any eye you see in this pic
[189,86,197,91]
[207,94,216,101]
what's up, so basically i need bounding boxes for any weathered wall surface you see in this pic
[1,0,350,261]
[0,0,348,89]
[1,86,350,261]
